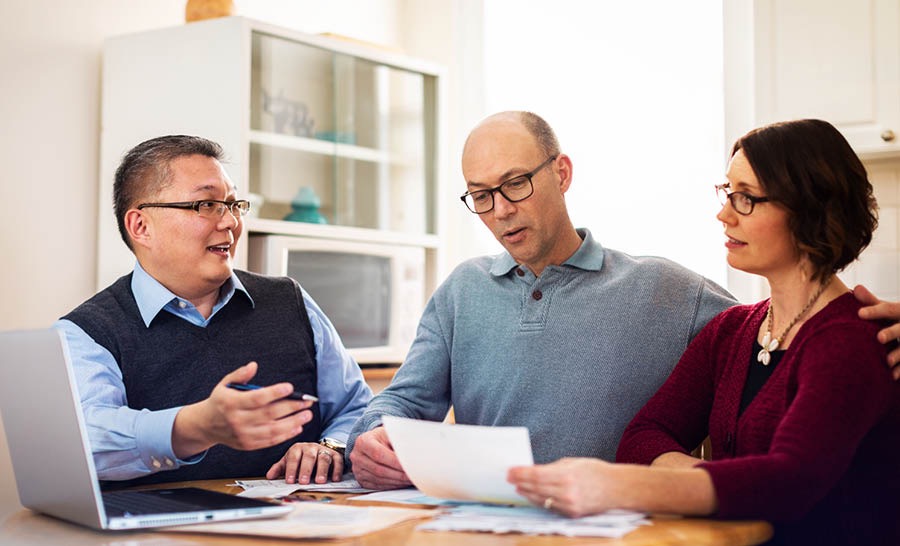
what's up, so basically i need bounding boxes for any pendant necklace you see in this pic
[757,277,832,366]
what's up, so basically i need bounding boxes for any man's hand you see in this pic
[266,442,343,484]
[348,426,412,490]
[855,285,900,378]
[172,362,314,458]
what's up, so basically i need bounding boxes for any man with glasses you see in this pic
[55,135,372,486]
[346,111,737,489]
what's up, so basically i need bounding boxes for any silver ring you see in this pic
[543,497,554,510]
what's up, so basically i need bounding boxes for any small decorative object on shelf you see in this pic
[284,187,328,224]
[261,88,315,137]
[185,0,234,22]
[314,130,357,144]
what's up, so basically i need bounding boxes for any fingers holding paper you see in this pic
[266,442,343,484]
[349,426,412,490]
[508,458,614,518]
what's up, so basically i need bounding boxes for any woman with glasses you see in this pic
[508,119,899,545]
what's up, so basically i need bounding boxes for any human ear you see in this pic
[556,154,574,193]
[124,208,152,250]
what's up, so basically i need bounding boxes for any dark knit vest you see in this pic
[63,270,322,487]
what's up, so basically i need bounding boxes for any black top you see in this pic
[739,340,786,415]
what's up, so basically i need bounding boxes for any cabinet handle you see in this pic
[881,129,896,142]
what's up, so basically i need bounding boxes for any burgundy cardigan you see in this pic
[617,293,900,545]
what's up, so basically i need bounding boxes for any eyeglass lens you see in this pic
[198,200,250,218]
[465,177,533,213]
[717,186,754,215]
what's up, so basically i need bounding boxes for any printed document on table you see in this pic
[382,416,533,505]
[234,475,375,498]
[418,505,648,538]
[165,503,434,539]
[348,487,472,506]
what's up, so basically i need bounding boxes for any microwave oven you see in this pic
[248,235,425,365]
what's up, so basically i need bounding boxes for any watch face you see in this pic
[321,438,346,451]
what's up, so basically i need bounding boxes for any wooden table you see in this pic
[0,479,773,546]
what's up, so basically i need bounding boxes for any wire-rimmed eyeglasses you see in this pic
[460,155,558,214]
[137,199,251,219]
[715,183,771,216]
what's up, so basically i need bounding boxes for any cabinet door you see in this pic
[752,0,900,155]
[248,32,432,235]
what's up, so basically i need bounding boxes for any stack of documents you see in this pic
[418,505,648,538]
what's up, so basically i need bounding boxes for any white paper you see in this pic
[347,487,469,506]
[165,503,433,539]
[417,505,649,538]
[234,475,375,498]
[381,416,533,505]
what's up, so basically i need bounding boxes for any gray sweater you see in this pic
[348,229,736,463]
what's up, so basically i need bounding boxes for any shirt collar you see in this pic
[489,228,605,276]
[130,261,254,327]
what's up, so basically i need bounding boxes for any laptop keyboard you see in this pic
[103,490,209,516]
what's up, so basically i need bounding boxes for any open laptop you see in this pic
[0,328,291,530]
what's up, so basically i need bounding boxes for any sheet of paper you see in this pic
[417,504,649,538]
[233,475,375,498]
[347,487,471,506]
[164,503,434,539]
[382,416,534,505]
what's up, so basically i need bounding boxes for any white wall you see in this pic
[480,1,728,285]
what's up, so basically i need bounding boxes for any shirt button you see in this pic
[165,457,174,467]
[516,268,525,277]
[151,457,161,469]
[178,300,187,309]
[532,290,543,301]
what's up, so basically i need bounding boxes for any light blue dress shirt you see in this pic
[55,262,372,480]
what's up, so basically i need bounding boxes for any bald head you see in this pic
[463,111,560,161]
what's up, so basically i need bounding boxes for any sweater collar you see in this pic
[489,228,605,277]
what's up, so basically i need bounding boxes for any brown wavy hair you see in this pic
[732,119,878,282]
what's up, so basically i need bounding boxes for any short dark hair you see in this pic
[518,111,561,158]
[732,119,878,282]
[113,135,225,250]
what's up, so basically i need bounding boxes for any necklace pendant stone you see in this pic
[757,348,771,366]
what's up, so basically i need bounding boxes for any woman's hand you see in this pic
[508,458,616,518]
[509,458,717,518]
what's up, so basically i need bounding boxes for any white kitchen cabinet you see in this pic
[724,0,900,160]
[97,16,445,293]
[723,0,900,303]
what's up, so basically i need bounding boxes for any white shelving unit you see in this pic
[97,16,445,297]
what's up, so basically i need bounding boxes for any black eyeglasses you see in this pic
[715,183,771,216]
[460,155,558,214]
[137,199,251,219]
